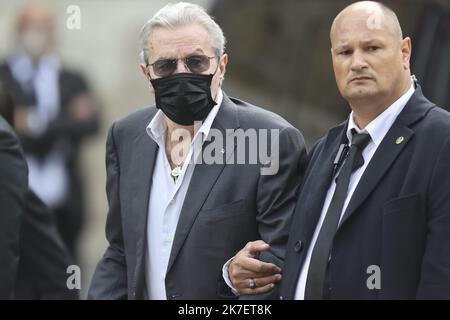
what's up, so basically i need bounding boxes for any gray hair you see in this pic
[139,2,226,64]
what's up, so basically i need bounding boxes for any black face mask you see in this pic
[150,73,217,125]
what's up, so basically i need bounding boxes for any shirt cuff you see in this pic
[222,257,239,296]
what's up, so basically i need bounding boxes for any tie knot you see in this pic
[351,130,371,150]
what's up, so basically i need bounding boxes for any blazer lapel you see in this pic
[130,113,158,297]
[300,124,347,245]
[167,95,239,273]
[338,86,434,228]
[282,123,346,299]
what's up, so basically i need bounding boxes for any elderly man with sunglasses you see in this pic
[88,2,307,300]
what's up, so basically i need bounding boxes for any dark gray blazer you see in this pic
[0,117,28,299]
[88,94,307,299]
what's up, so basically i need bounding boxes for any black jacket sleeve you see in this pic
[0,117,28,299]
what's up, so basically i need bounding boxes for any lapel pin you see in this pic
[396,136,404,145]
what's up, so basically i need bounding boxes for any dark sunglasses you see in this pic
[147,54,217,78]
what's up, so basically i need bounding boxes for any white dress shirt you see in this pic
[294,82,415,299]
[145,90,223,300]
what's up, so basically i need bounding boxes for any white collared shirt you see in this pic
[294,82,415,299]
[145,89,223,300]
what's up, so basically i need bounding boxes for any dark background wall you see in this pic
[212,0,450,145]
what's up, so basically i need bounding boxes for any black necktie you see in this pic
[304,130,371,300]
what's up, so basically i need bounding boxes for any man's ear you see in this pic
[140,63,149,78]
[219,53,228,79]
[140,64,154,91]
[401,37,412,70]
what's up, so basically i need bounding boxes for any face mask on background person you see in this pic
[19,27,52,60]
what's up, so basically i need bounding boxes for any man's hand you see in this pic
[228,240,282,295]
[67,94,96,121]
[13,108,30,135]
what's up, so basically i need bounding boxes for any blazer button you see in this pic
[279,295,284,300]
[294,240,303,253]
[169,293,181,300]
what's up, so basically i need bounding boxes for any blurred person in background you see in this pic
[0,1,100,260]
[1,82,78,300]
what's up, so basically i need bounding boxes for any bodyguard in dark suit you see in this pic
[229,1,450,299]
[88,2,306,300]
[0,116,27,299]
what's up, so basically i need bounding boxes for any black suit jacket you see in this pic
[0,117,28,299]
[14,191,78,300]
[281,86,450,300]
[88,94,307,299]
